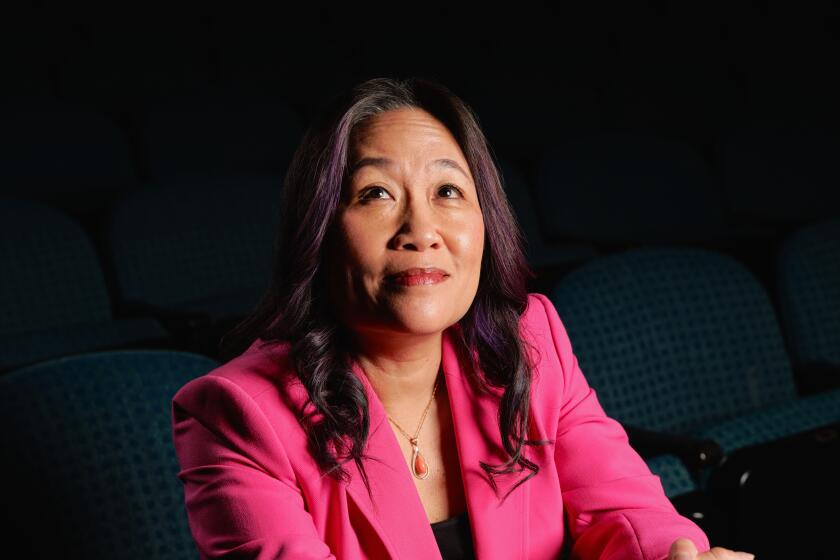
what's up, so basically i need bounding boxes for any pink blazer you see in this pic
[172,292,710,559]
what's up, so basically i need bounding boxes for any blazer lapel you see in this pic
[342,324,528,559]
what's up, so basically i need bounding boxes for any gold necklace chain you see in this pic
[387,367,442,480]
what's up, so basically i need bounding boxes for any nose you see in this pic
[389,199,442,251]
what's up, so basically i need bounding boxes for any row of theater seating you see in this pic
[552,241,840,556]
[5,96,840,229]
[1,235,837,557]
[545,242,840,488]
[0,182,279,373]
[2,130,838,371]
[4,191,835,386]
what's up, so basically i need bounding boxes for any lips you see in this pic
[385,268,450,286]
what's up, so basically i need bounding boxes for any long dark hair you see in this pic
[219,76,551,505]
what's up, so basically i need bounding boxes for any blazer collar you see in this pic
[341,324,528,559]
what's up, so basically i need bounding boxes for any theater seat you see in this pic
[547,247,840,488]
[102,176,280,353]
[776,217,840,394]
[0,349,219,559]
[0,197,169,373]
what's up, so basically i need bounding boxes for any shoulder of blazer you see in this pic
[521,292,569,414]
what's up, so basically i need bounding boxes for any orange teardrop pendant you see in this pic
[411,443,429,479]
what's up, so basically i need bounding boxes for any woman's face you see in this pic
[326,107,485,339]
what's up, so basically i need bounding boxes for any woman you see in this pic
[171,77,754,559]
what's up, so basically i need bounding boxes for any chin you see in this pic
[391,315,452,335]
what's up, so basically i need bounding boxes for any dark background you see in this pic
[3,3,839,309]
[2,2,839,558]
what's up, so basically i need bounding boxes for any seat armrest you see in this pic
[703,421,840,556]
[669,489,737,547]
[625,425,724,473]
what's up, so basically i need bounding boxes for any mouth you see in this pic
[385,268,450,287]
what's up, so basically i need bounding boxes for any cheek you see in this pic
[338,216,382,270]
[446,234,483,286]
[456,216,485,263]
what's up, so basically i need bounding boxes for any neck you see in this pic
[349,329,444,415]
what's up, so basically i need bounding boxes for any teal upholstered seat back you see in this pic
[549,247,797,433]
[0,350,219,559]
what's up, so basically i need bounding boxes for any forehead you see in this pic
[348,108,471,179]
[348,156,471,182]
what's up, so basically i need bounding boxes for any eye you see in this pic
[359,186,391,201]
[439,184,463,198]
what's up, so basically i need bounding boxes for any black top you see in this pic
[430,510,476,560]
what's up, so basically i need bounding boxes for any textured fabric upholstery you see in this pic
[777,218,840,368]
[0,349,219,559]
[549,247,840,486]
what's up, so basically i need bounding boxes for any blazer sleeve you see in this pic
[171,374,337,560]
[535,293,711,560]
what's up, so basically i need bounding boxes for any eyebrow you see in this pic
[348,157,470,180]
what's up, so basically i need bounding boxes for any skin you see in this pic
[324,106,484,522]
[323,107,755,556]
[326,106,484,418]
[670,538,754,559]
